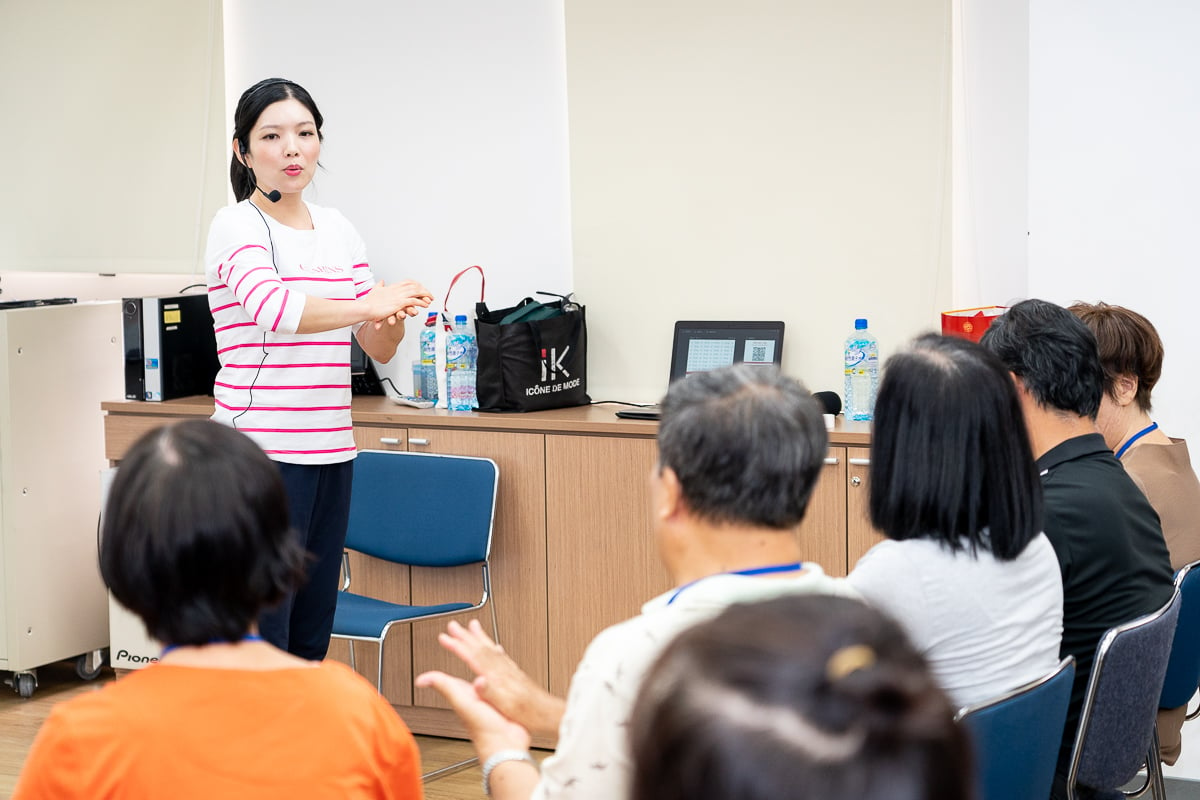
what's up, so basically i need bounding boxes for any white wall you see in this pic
[0,0,226,276]
[951,0,1029,308]
[222,1,574,390]
[566,0,953,402]
[1027,3,1200,777]
[1028,0,1200,479]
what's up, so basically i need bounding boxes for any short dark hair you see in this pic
[870,334,1042,560]
[657,365,827,529]
[979,298,1104,419]
[100,420,306,646]
[229,78,325,202]
[1068,301,1163,413]
[630,594,970,800]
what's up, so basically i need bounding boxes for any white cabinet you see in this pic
[0,302,122,694]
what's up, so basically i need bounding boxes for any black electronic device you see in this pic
[812,390,842,416]
[350,337,385,396]
[123,294,219,401]
[616,320,786,420]
[668,320,785,381]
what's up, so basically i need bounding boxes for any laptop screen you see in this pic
[668,320,785,383]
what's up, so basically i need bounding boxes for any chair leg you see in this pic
[422,756,479,782]
[348,640,357,672]
[1146,726,1167,800]
[376,639,385,695]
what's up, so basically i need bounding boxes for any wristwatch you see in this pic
[481,749,538,797]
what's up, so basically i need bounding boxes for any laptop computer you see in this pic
[616,320,786,420]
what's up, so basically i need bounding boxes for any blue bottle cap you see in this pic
[854,318,868,330]
[455,314,468,325]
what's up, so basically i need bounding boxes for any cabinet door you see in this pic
[406,428,549,711]
[545,435,668,697]
[846,446,884,570]
[798,447,849,576]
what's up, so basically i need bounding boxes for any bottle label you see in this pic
[446,338,467,368]
[420,331,437,365]
[845,347,866,369]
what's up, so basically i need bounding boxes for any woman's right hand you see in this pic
[363,280,433,322]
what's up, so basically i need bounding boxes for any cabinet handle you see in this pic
[824,457,840,465]
[849,458,871,466]
[378,437,401,445]
[851,476,863,487]
[408,438,430,446]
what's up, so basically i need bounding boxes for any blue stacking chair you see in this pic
[1160,561,1200,718]
[955,656,1075,800]
[1065,588,1182,800]
[331,450,500,695]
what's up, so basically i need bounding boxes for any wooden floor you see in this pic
[0,662,532,799]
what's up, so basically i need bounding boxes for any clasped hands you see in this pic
[367,279,433,331]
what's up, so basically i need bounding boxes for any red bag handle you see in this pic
[442,265,485,329]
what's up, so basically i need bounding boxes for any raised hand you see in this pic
[434,619,566,736]
[414,670,532,761]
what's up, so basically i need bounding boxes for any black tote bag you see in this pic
[475,296,590,412]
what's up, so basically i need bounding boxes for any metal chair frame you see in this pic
[1162,561,1200,722]
[954,656,1076,800]
[1065,588,1182,800]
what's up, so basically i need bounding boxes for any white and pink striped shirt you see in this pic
[204,200,375,465]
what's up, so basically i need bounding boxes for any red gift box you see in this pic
[941,306,1007,343]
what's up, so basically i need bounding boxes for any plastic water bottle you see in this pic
[413,312,439,401]
[844,318,879,421]
[419,312,438,365]
[446,314,477,411]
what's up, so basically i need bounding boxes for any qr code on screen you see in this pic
[743,339,775,365]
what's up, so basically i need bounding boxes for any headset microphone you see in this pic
[241,157,282,203]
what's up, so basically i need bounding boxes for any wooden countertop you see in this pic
[101,396,873,444]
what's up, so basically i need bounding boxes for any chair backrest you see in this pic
[345,450,498,568]
[1069,587,1182,791]
[1160,560,1200,709]
[955,657,1075,800]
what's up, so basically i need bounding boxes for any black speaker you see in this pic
[122,298,145,401]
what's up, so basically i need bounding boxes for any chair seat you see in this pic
[333,593,474,639]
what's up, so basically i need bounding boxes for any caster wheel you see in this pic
[75,650,106,681]
[16,673,36,699]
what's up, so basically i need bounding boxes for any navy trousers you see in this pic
[259,460,354,660]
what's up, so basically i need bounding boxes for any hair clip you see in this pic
[826,644,876,681]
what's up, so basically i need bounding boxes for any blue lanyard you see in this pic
[161,634,264,657]
[666,561,804,606]
[1115,422,1158,460]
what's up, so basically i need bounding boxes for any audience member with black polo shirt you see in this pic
[981,299,1173,800]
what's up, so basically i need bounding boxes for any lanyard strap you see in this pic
[1115,422,1158,460]
[666,561,804,606]
[161,634,264,657]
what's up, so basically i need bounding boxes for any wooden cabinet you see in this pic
[101,398,872,741]
[799,450,850,576]
[545,434,667,696]
[846,446,883,570]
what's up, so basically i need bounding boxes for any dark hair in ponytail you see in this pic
[229,78,325,201]
[630,594,971,800]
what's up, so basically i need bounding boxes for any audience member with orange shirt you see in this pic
[13,421,422,799]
